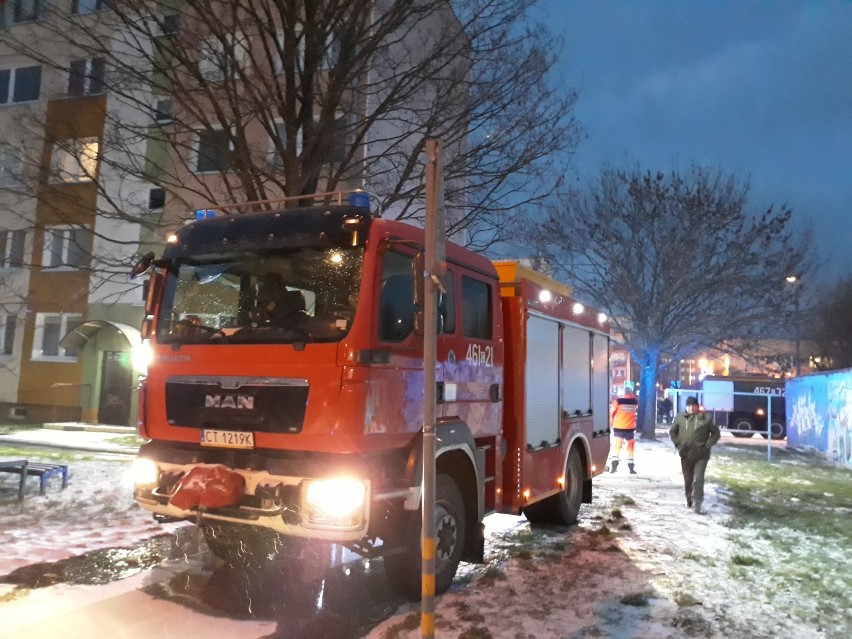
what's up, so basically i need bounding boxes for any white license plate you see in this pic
[201,429,255,449]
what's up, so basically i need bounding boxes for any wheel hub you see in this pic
[436,514,457,560]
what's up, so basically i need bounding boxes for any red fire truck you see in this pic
[129,192,611,598]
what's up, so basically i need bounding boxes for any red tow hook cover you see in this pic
[169,464,246,510]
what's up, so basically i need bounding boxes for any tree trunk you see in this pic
[638,353,659,440]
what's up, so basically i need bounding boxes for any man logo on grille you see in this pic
[205,394,255,409]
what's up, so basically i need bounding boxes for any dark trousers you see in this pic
[680,453,709,505]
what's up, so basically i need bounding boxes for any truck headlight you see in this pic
[130,458,159,486]
[131,339,154,373]
[302,477,367,529]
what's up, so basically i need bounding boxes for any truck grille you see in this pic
[165,376,308,433]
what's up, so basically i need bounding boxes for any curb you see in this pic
[0,438,140,457]
[42,422,136,435]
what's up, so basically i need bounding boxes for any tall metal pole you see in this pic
[766,395,772,464]
[421,139,445,638]
[786,275,802,377]
[794,292,801,377]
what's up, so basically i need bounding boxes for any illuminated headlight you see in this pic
[756,408,766,416]
[302,478,367,529]
[130,458,159,486]
[131,339,154,373]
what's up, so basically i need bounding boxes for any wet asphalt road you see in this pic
[0,524,412,638]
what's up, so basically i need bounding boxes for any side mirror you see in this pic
[414,310,424,337]
[413,252,425,308]
[129,252,156,281]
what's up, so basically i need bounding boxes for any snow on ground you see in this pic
[0,457,182,577]
[367,438,833,639]
[0,436,842,638]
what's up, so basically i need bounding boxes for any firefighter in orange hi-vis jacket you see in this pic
[608,386,639,474]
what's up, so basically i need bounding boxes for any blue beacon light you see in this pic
[348,191,371,208]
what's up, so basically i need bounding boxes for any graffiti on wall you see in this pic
[787,368,852,467]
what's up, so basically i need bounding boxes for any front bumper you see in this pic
[134,460,377,541]
[132,444,421,543]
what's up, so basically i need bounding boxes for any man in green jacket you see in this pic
[670,396,721,514]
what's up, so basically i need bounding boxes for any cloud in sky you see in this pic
[540,0,852,281]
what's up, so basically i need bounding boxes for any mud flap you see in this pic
[463,521,485,563]
[582,477,592,504]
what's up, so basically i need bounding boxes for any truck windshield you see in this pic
[156,246,363,345]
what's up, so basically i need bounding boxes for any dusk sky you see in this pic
[537,0,852,284]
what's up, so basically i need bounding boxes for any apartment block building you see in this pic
[0,0,466,425]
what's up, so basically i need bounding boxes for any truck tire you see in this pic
[731,416,755,438]
[383,474,466,600]
[761,420,786,440]
[202,523,282,570]
[523,446,583,526]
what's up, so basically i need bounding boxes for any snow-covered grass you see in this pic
[707,445,852,634]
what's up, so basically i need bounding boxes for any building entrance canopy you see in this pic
[59,320,142,352]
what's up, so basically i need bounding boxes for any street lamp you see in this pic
[785,275,801,376]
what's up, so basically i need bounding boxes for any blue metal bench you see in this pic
[0,460,68,498]
[0,459,28,500]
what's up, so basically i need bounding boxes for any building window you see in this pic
[0,65,42,104]
[161,13,180,35]
[43,226,91,269]
[0,229,25,268]
[0,315,16,356]
[153,99,172,123]
[32,313,82,361]
[1,0,41,26]
[148,187,165,210]
[269,121,303,167]
[328,114,349,164]
[71,0,105,15]
[195,129,231,172]
[67,58,105,96]
[321,31,341,70]
[51,137,99,182]
[275,26,305,73]
[198,33,250,82]
[461,276,492,339]
[0,145,23,187]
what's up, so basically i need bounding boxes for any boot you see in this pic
[692,500,703,514]
[686,496,693,509]
[609,459,619,474]
[628,462,637,475]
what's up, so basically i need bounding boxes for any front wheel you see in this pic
[383,474,466,600]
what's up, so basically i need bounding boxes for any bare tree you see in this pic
[528,164,812,438]
[1,0,579,261]
[810,276,852,371]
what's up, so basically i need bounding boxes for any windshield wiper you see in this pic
[166,318,229,342]
[229,323,314,344]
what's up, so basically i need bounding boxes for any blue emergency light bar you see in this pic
[195,209,216,220]
[348,190,370,208]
